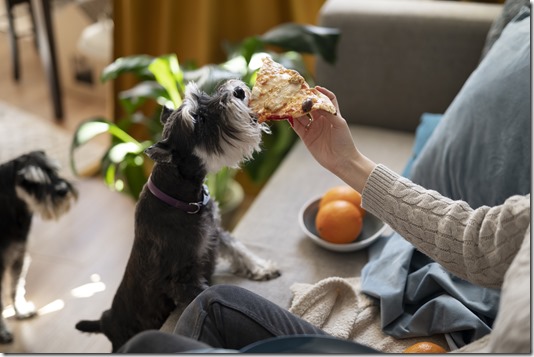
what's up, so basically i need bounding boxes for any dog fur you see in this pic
[75,79,280,351]
[0,151,77,343]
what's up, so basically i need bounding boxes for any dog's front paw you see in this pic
[245,259,281,281]
[0,328,13,344]
[14,301,37,319]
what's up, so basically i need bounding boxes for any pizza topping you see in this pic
[302,98,314,113]
[249,57,336,123]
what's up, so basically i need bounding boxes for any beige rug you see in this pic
[0,101,103,179]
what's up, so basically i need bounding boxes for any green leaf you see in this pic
[271,120,297,153]
[243,122,297,183]
[220,56,249,77]
[206,167,236,205]
[238,36,265,65]
[109,123,140,144]
[101,55,155,82]
[70,118,110,175]
[108,142,145,163]
[118,81,166,114]
[183,66,241,95]
[72,118,112,146]
[122,155,148,200]
[70,118,143,175]
[259,23,340,64]
[148,54,184,108]
[102,158,116,188]
[101,149,149,200]
[167,54,185,90]
[119,81,166,101]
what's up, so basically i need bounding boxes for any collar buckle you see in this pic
[187,202,202,214]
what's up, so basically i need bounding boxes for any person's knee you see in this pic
[117,330,164,353]
[197,284,246,305]
[118,330,212,353]
[175,285,245,335]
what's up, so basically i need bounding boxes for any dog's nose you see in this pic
[55,182,69,196]
[233,87,246,100]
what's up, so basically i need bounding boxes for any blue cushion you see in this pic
[410,7,531,208]
[481,0,530,59]
[402,113,442,178]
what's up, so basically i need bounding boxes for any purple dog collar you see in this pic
[147,176,210,214]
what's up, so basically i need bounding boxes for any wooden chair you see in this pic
[4,0,38,81]
[4,0,63,120]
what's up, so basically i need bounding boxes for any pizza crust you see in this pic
[249,57,336,123]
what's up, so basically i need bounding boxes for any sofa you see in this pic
[163,0,532,352]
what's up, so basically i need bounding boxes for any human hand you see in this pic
[292,86,356,175]
[291,87,376,192]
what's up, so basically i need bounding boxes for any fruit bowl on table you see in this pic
[298,196,386,252]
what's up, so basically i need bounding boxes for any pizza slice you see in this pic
[249,57,336,123]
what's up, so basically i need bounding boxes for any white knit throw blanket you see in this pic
[289,277,449,353]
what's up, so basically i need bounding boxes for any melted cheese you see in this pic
[250,57,336,122]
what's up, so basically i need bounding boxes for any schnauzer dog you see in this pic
[75,79,281,351]
[0,151,77,343]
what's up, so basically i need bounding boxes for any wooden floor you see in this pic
[0,14,134,353]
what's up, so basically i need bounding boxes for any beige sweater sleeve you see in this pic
[361,164,530,289]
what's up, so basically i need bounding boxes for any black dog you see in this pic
[75,80,280,351]
[0,151,78,343]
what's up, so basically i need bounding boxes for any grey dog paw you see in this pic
[15,301,37,320]
[0,329,13,344]
[247,260,281,281]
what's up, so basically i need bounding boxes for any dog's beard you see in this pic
[189,81,271,173]
[15,185,76,220]
[15,162,77,220]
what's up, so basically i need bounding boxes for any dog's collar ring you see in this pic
[147,176,210,214]
[188,186,210,214]
[188,202,201,214]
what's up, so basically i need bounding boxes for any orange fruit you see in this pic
[403,342,447,353]
[315,200,363,244]
[320,186,366,217]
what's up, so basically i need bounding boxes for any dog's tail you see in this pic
[75,319,102,333]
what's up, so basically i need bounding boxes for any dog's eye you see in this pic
[233,87,246,100]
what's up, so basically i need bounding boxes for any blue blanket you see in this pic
[360,233,500,348]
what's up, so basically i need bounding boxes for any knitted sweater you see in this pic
[361,164,531,353]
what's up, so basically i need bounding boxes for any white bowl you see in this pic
[298,196,386,252]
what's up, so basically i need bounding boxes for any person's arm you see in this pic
[363,164,529,288]
[292,87,530,288]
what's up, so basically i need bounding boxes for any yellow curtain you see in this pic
[112,0,326,113]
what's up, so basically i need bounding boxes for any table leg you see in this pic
[30,0,63,121]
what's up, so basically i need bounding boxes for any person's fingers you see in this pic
[292,115,310,137]
[310,110,340,129]
[315,86,339,113]
[295,115,309,126]
[309,110,324,121]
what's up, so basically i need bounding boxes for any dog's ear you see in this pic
[29,150,46,157]
[144,141,172,163]
[160,105,174,125]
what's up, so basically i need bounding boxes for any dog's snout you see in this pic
[55,182,69,196]
[233,87,246,100]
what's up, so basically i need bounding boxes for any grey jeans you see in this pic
[118,284,327,353]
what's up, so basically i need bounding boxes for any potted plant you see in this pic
[70,23,339,225]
